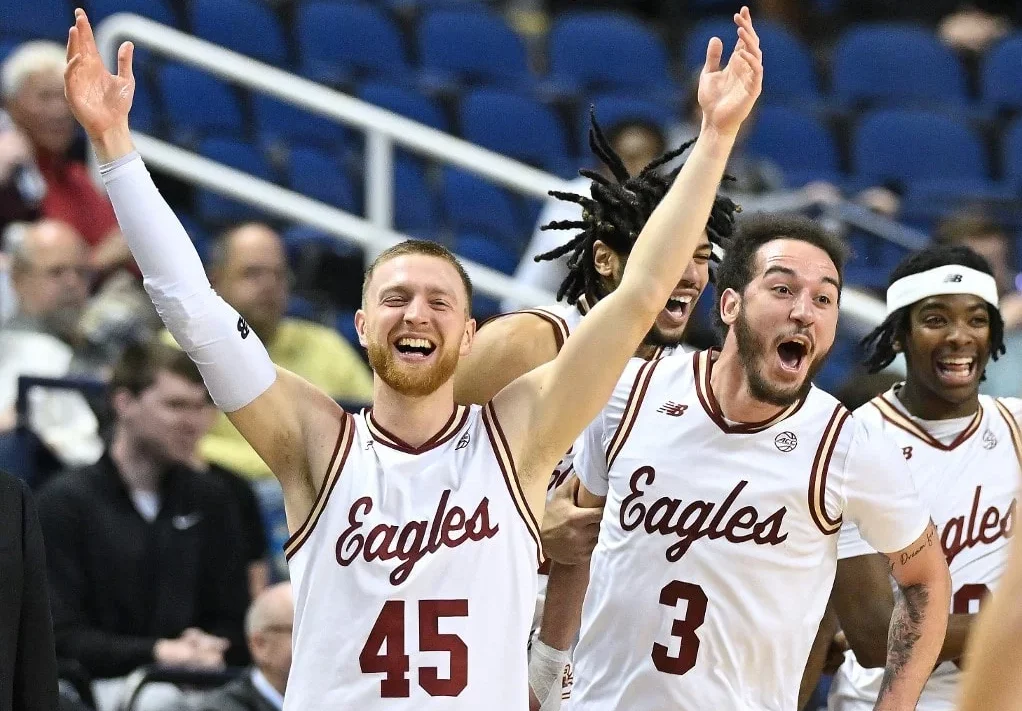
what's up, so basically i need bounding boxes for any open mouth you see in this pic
[394,337,437,360]
[661,294,693,325]
[935,356,976,384]
[776,339,808,373]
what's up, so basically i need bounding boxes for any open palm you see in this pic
[697,6,763,139]
[64,9,135,139]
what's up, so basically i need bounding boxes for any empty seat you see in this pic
[288,148,358,211]
[158,64,244,138]
[253,94,350,151]
[0,0,73,40]
[454,232,518,274]
[442,168,521,242]
[418,8,530,85]
[1002,117,1022,185]
[86,0,176,26]
[460,88,570,171]
[832,24,967,106]
[585,93,675,152]
[189,0,288,66]
[129,74,157,134]
[196,137,275,223]
[393,155,439,235]
[296,1,409,85]
[744,106,839,186]
[357,81,448,130]
[982,33,1022,112]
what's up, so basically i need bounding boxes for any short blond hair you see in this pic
[1,41,66,101]
[361,239,473,307]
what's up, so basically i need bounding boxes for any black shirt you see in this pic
[36,455,250,679]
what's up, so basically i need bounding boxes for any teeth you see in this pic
[668,296,692,305]
[939,358,973,366]
[397,337,432,349]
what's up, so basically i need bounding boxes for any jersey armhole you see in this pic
[283,412,355,561]
[482,401,544,566]
[605,358,662,469]
[994,398,1022,468]
[483,308,570,351]
[808,404,850,536]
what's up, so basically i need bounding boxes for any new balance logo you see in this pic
[455,432,471,451]
[237,316,250,339]
[657,402,688,417]
[944,273,963,283]
[902,446,913,460]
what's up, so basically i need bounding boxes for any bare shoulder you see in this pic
[454,311,562,405]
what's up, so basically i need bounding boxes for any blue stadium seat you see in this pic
[189,0,288,66]
[418,8,530,87]
[0,40,19,66]
[177,212,212,265]
[832,24,967,106]
[129,74,157,135]
[86,0,176,26]
[196,137,275,223]
[442,167,521,242]
[548,12,673,93]
[982,34,1022,112]
[454,232,518,274]
[357,81,448,130]
[0,0,73,40]
[587,93,675,142]
[683,18,819,101]
[253,94,350,152]
[334,309,361,351]
[852,110,987,189]
[394,155,439,235]
[1003,117,1022,186]
[288,148,358,211]
[744,106,840,186]
[296,1,409,85]
[388,0,493,9]
[158,64,244,139]
[460,89,570,172]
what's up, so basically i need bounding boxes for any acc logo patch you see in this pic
[774,431,797,452]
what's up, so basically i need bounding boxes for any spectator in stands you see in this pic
[935,210,1022,396]
[36,342,251,711]
[191,583,293,711]
[0,109,44,236]
[1,41,133,275]
[504,118,667,311]
[0,220,103,470]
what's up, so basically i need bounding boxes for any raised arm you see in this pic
[493,8,763,497]
[63,10,339,511]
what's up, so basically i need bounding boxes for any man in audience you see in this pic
[36,342,250,711]
[192,583,293,711]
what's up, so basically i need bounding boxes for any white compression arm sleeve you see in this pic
[100,152,276,412]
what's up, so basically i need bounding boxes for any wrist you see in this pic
[91,124,134,164]
[696,121,740,156]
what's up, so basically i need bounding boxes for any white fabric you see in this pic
[129,491,160,522]
[830,392,1022,711]
[529,639,569,711]
[99,153,276,412]
[569,352,929,711]
[886,265,999,315]
[286,406,539,709]
[251,668,284,710]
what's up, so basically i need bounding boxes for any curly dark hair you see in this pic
[860,244,1005,374]
[534,109,740,305]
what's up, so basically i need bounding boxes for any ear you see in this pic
[719,288,741,327]
[592,240,623,279]
[354,310,368,349]
[111,387,135,420]
[459,317,477,357]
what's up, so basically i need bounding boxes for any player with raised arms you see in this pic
[534,214,952,710]
[62,6,763,708]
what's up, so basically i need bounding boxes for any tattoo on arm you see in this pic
[876,583,930,702]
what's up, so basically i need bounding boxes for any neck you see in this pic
[896,378,979,421]
[371,378,457,447]
[708,345,789,423]
[109,428,165,493]
[260,666,287,696]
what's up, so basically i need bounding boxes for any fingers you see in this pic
[703,36,724,74]
[733,6,762,62]
[66,25,77,62]
[117,41,135,82]
[75,8,97,54]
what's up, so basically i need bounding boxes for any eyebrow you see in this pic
[763,265,841,291]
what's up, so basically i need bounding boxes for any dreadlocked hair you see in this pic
[860,245,1006,374]
[534,108,740,305]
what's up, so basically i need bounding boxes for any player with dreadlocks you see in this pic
[788,244,1021,711]
[453,101,739,711]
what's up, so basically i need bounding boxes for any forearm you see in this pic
[55,626,158,678]
[874,583,947,710]
[538,561,591,651]
[799,604,839,710]
[937,613,972,663]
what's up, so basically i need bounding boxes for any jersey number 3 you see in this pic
[360,599,469,697]
[652,580,708,675]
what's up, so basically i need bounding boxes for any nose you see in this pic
[946,319,973,349]
[402,295,430,325]
[789,292,815,327]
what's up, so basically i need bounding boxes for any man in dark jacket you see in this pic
[194,583,292,711]
[0,468,58,711]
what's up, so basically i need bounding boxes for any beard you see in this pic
[366,337,460,398]
[734,308,829,407]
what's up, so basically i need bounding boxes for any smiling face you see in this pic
[720,239,841,406]
[356,253,475,398]
[900,294,991,408]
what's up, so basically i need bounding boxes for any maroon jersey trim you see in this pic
[808,404,849,536]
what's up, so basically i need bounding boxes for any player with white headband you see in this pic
[819,244,1021,711]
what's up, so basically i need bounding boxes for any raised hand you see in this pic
[697,6,763,140]
[64,8,135,148]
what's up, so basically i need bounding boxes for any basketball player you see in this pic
[63,6,763,708]
[535,214,952,710]
[452,119,740,710]
[820,245,1021,711]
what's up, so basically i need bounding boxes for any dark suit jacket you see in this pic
[0,470,58,711]
[193,671,279,711]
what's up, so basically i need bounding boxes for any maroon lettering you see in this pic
[940,486,1017,565]
[619,466,788,562]
[336,491,500,585]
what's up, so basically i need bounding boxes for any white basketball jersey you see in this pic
[569,351,930,711]
[284,404,542,710]
[829,390,1022,711]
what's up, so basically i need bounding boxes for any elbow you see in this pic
[851,641,888,669]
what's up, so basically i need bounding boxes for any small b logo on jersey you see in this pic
[774,431,797,452]
[455,432,470,450]
[237,316,250,339]
[902,446,913,460]
[944,273,963,283]
[983,429,998,449]
[657,401,688,417]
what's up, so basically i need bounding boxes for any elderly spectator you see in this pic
[1,41,132,274]
[36,342,251,711]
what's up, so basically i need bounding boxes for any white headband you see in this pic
[886,265,999,315]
